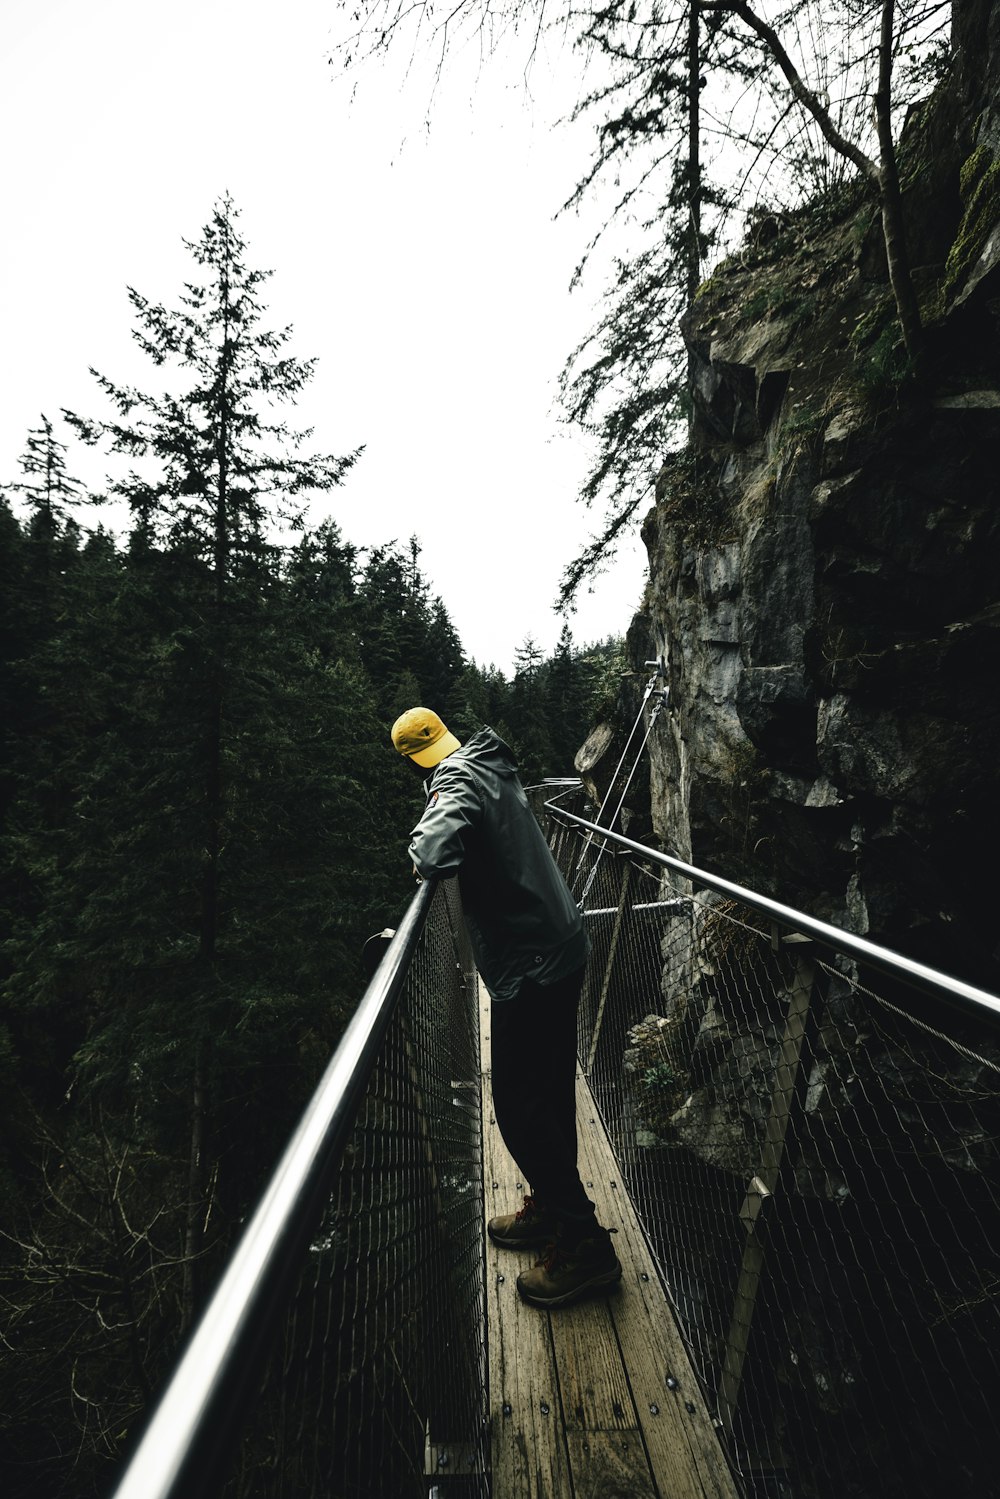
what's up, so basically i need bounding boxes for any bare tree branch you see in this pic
[699,0,879,181]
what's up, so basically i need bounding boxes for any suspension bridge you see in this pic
[105,684,1000,1499]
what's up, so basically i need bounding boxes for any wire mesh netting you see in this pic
[545,796,1000,1499]
[229,882,488,1499]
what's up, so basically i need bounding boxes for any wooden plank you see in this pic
[565,1431,658,1499]
[575,1077,742,1499]
[480,974,740,1499]
[547,1297,659,1499]
[547,1297,634,1434]
[481,987,573,1499]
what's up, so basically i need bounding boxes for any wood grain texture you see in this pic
[575,1076,742,1499]
[547,1296,634,1435]
[483,989,573,1499]
[480,980,742,1499]
[564,1431,659,1499]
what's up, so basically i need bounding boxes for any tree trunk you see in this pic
[686,0,702,433]
[687,0,702,312]
[183,238,234,1330]
[875,0,924,360]
[181,1039,208,1333]
[99,1121,154,1400]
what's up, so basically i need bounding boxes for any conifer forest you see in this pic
[0,202,620,1496]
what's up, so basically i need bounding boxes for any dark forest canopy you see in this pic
[0,200,623,1496]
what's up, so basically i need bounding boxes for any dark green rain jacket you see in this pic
[408,727,587,1001]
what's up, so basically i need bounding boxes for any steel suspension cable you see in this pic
[576,663,669,909]
[550,805,1000,1028]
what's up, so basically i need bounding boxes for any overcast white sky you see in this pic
[1,0,648,672]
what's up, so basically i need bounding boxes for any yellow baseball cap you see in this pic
[391,707,462,769]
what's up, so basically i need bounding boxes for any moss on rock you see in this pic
[944,145,1000,299]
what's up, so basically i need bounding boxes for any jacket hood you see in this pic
[443,725,518,778]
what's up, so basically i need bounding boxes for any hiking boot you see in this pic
[488,1195,556,1250]
[516,1226,623,1309]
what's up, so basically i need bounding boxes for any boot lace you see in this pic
[537,1225,604,1271]
[514,1195,541,1222]
[537,1240,568,1273]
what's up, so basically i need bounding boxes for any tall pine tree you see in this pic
[55,196,367,1324]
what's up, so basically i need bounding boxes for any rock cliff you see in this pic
[631,0,1000,991]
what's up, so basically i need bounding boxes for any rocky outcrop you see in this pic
[638,10,1000,990]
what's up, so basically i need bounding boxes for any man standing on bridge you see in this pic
[391,706,622,1310]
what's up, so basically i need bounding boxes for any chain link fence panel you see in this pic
[544,796,1000,1499]
[228,882,488,1499]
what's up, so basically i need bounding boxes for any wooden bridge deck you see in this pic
[478,985,741,1499]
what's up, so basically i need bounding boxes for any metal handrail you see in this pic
[547,802,1000,1030]
[108,878,438,1499]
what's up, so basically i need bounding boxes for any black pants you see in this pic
[489,965,595,1225]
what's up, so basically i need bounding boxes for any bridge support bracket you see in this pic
[423,1420,484,1480]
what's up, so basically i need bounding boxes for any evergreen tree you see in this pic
[8,414,83,529]
[546,620,589,771]
[423,597,466,707]
[355,542,421,710]
[4,416,87,659]
[340,0,949,600]
[508,635,553,784]
[0,497,24,817]
[0,424,100,1069]
[355,537,466,717]
[284,520,360,665]
[49,196,365,1324]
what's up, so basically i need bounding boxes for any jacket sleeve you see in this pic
[408,765,482,879]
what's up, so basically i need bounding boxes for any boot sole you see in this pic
[516,1263,623,1309]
